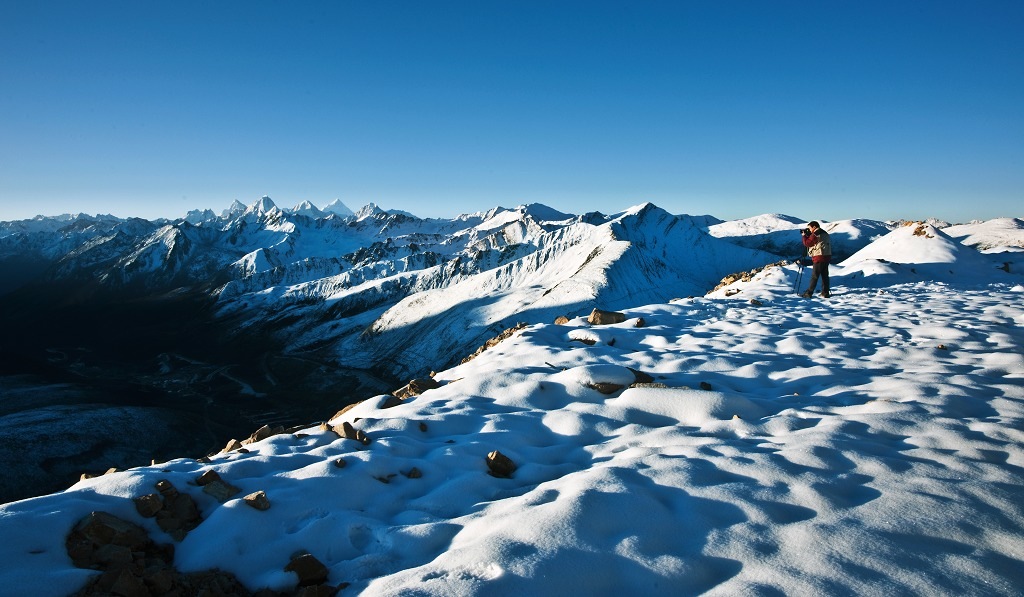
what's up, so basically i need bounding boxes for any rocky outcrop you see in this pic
[460,322,529,364]
[67,511,251,596]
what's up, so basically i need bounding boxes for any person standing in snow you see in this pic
[801,221,831,298]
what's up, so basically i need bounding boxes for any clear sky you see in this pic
[1,1,1021,224]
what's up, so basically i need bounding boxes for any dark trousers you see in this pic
[806,261,830,294]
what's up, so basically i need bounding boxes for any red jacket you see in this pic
[802,230,832,264]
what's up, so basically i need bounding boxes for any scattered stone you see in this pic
[243,490,271,511]
[285,553,330,587]
[242,424,286,446]
[486,450,517,478]
[392,377,441,399]
[569,337,597,346]
[68,511,257,596]
[937,344,948,350]
[333,458,347,469]
[711,260,790,293]
[588,308,626,325]
[155,479,179,499]
[553,315,570,325]
[700,381,713,391]
[222,438,244,453]
[133,493,163,518]
[419,421,429,432]
[632,382,669,388]
[634,317,646,328]
[374,474,397,484]
[403,467,422,479]
[196,470,223,486]
[586,382,624,395]
[339,421,371,445]
[749,299,764,306]
[66,511,151,568]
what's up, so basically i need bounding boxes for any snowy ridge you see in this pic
[707,213,892,259]
[944,217,1024,251]
[0,222,1022,595]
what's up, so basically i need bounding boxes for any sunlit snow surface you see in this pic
[1,225,1023,595]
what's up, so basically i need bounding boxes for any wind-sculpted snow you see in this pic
[1,247,1022,595]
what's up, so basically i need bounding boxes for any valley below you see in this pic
[0,288,395,503]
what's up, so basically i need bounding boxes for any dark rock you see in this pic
[196,469,223,486]
[700,381,713,391]
[380,395,404,409]
[133,493,163,518]
[486,450,517,478]
[634,317,646,328]
[155,479,179,499]
[244,490,271,511]
[586,382,624,395]
[339,421,370,445]
[285,553,330,587]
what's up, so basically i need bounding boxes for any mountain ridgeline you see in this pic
[0,199,886,502]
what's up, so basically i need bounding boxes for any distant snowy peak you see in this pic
[943,217,1024,251]
[221,200,247,219]
[184,209,217,224]
[354,203,387,220]
[515,203,573,223]
[291,201,325,219]
[322,199,354,217]
[707,213,805,237]
[245,196,279,216]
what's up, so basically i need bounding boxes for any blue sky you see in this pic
[1,1,1021,223]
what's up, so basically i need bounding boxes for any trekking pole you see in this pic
[792,254,805,294]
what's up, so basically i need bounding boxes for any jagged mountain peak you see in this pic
[354,203,387,220]
[221,200,247,219]
[245,196,279,216]
[291,200,325,218]
[322,198,354,217]
[513,203,574,223]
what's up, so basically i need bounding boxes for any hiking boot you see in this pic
[801,290,812,298]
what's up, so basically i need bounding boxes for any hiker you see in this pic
[801,221,832,298]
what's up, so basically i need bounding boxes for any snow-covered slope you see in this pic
[216,203,776,380]
[944,217,1024,251]
[1,236,1021,596]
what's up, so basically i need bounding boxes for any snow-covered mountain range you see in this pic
[1,201,1022,507]
[0,208,1022,596]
